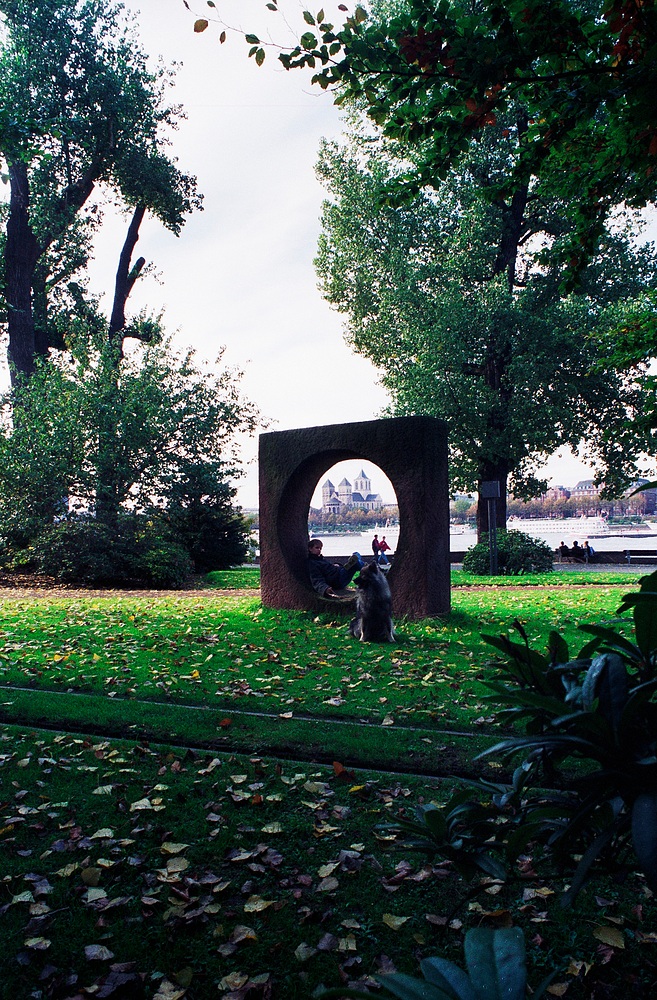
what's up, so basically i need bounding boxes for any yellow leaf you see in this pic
[92,785,114,796]
[90,828,114,839]
[261,822,283,834]
[129,798,153,812]
[219,972,248,990]
[24,936,51,950]
[153,979,187,1000]
[55,863,79,878]
[81,868,102,886]
[317,876,339,892]
[295,942,318,962]
[383,913,411,930]
[593,926,625,949]
[381,714,395,726]
[167,857,190,874]
[160,842,189,855]
[318,863,339,878]
[243,895,274,913]
[546,985,569,997]
[230,924,258,943]
[11,891,35,904]
[82,887,107,903]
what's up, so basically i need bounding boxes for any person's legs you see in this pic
[338,552,364,587]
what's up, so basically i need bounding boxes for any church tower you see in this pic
[337,477,352,506]
[353,469,371,496]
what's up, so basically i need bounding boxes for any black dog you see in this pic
[349,562,395,642]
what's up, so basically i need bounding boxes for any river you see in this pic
[309,517,657,556]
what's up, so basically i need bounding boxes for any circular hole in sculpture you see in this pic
[308,461,399,562]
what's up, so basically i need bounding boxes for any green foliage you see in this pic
[29,515,193,588]
[0,0,202,376]
[477,570,657,900]
[315,134,655,511]
[0,338,259,579]
[235,0,657,277]
[162,464,250,572]
[463,530,553,576]
[381,788,508,881]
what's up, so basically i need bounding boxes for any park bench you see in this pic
[624,549,657,566]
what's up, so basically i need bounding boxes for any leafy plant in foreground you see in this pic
[477,569,657,901]
[318,926,554,999]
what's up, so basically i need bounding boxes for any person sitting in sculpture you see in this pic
[307,538,364,598]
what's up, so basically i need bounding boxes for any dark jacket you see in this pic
[308,553,343,595]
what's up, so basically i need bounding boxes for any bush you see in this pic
[165,503,249,572]
[463,529,553,575]
[30,516,193,588]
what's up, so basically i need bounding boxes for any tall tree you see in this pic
[315,130,655,534]
[0,0,201,380]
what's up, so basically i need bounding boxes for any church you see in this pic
[321,469,384,514]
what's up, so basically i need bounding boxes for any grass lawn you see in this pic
[0,568,654,999]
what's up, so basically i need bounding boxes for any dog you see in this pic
[349,561,395,642]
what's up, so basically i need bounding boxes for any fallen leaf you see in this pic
[24,937,51,950]
[219,972,248,991]
[593,926,625,949]
[161,842,189,855]
[153,979,187,1000]
[81,867,102,886]
[230,924,258,944]
[295,942,318,962]
[84,944,115,961]
[243,895,274,913]
[261,822,283,834]
[383,913,411,930]
[317,876,339,892]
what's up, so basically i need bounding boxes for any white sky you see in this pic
[2,0,611,506]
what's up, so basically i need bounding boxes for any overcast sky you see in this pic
[9,0,603,506]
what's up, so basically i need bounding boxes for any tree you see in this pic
[0,0,201,380]
[0,330,260,572]
[315,130,655,534]
[201,0,657,277]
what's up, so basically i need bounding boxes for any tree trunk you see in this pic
[108,204,146,344]
[5,161,40,383]
[95,206,147,529]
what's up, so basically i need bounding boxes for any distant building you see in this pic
[321,469,384,513]
[544,485,571,501]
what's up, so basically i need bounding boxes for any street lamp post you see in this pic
[480,480,501,576]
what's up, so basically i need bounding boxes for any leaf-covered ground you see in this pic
[0,584,635,730]
[1,726,656,1000]
[0,575,653,998]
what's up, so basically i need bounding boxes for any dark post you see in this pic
[480,480,501,575]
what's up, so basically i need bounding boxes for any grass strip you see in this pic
[0,685,497,778]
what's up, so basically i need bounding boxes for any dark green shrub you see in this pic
[30,519,120,583]
[164,503,249,572]
[30,516,193,588]
[463,529,553,575]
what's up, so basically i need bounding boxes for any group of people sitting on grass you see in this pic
[558,539,595,563]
